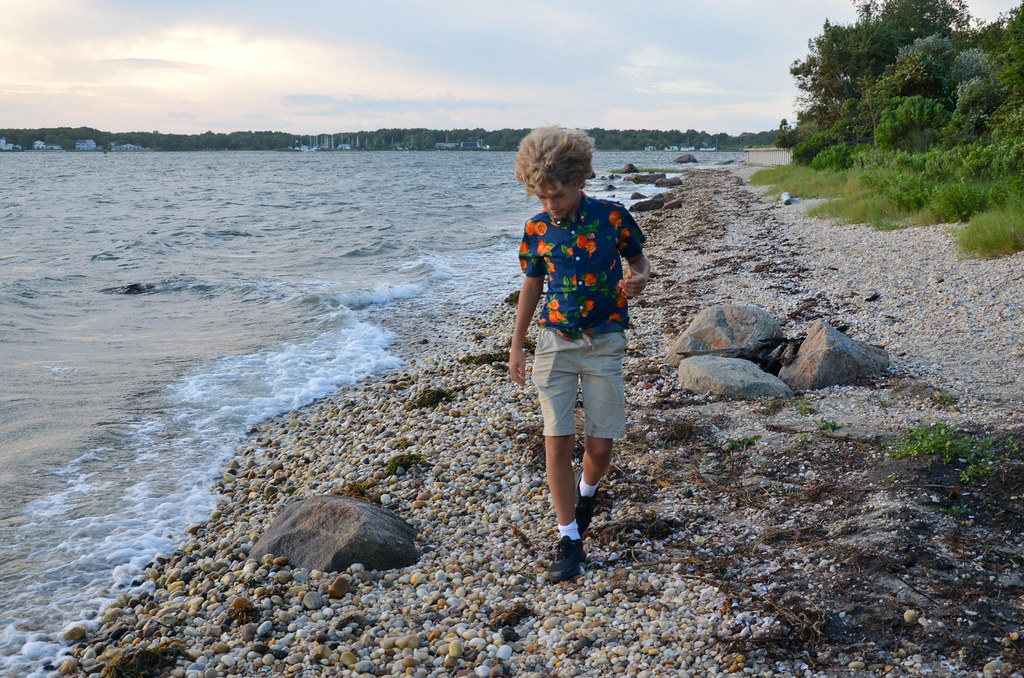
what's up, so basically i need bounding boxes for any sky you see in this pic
[1,0,1020,136]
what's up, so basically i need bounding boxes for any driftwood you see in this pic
[677,337,804,376]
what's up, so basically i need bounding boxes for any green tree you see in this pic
[875,95,951,151]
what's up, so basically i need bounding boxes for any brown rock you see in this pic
[778,320,889,391]
[328,574,352,597]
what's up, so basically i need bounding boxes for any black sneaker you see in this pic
[575,472,598,536]
[548,536,585,582]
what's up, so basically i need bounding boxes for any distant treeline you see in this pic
[0,126,778,152]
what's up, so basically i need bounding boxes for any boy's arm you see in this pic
[509,275,544,386]
[618,253,651,297]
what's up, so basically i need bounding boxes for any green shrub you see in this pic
[875,96,951,152]
[810,144,854,171]
[792,130,838,165]
[988,174,1024,207]
[863,168,931,211]
[928,182,988,222]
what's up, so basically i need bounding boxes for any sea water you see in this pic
[0,148,742,675]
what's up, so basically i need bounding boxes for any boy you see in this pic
[509,126,650,582]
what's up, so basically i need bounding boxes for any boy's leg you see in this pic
[581,435,613,486]
[545,434,577,526]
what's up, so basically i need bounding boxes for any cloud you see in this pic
[100,58,193,69]
[1,0,1017,134]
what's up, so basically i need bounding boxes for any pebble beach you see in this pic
[56,166,1024,678]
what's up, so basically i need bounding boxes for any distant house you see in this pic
[0,137,13,151]
[33,140,62,150]
[75,139,97,151]
[33,140,46,150]
[110,142,149,151]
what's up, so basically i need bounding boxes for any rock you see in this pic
[778,320,889,391]
[239,623,258,641]
[678,356,794,399]
[101,282,153,295]
[630,192,647,200]
[250,495,419,572]
[663,198,683,209]
[631,196,666,212]
[302,591,325,610]
[327,574,351,597]
[622,163,639,173]
[674,154,698,163]
[63,626,87,642]
[626,173,666,184]
[654,177,682,187]
[666,305,784,367]
[781,191,793,205]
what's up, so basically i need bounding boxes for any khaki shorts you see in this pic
[531,329,628,438]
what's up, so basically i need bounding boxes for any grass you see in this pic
[888,423,1018,486]
[956,200,1024,258]
[753,164,1024,253]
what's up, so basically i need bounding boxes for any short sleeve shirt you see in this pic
[519,194,646,339]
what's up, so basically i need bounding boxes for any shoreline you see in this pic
[61,166,1024,678]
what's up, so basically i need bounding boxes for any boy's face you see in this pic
[535,180,585,222]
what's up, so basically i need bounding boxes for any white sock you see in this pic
[558,520,581,541]
[579,476,599,498]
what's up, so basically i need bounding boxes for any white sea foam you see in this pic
[2,319,402,677]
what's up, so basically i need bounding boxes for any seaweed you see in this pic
[383,452,426,476]
[412,388,453,408]
[102,641,189,678]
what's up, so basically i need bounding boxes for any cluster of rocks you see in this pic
[665,305,890,400]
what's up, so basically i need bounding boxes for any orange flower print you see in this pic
[576,234,588,249]
[520,260,528,273]
[535,221,547,235]
[585,239,597,257]
[581,299,595,317]
[584,273,597,286]
[547,299,566,324]
[519,241,529,255]
[621,228,631,240]
[609,211,622,227]
[537,240,553,255]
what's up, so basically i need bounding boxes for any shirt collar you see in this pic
[551,192,589,227]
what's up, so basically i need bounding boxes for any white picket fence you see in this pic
[744,148,793,166]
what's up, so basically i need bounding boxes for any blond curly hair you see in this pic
[514,126,594,196]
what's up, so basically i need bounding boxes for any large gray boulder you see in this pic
[666,305,784,367]
[674,154,698,164]
[251,496,418,572]
[678,356,794,399]
[778,320,889,391]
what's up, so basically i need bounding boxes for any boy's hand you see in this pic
[618,253,651,298]
[617,267,648,297]
[509,348,527,386]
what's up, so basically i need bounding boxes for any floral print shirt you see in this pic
[519,194,646,339]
